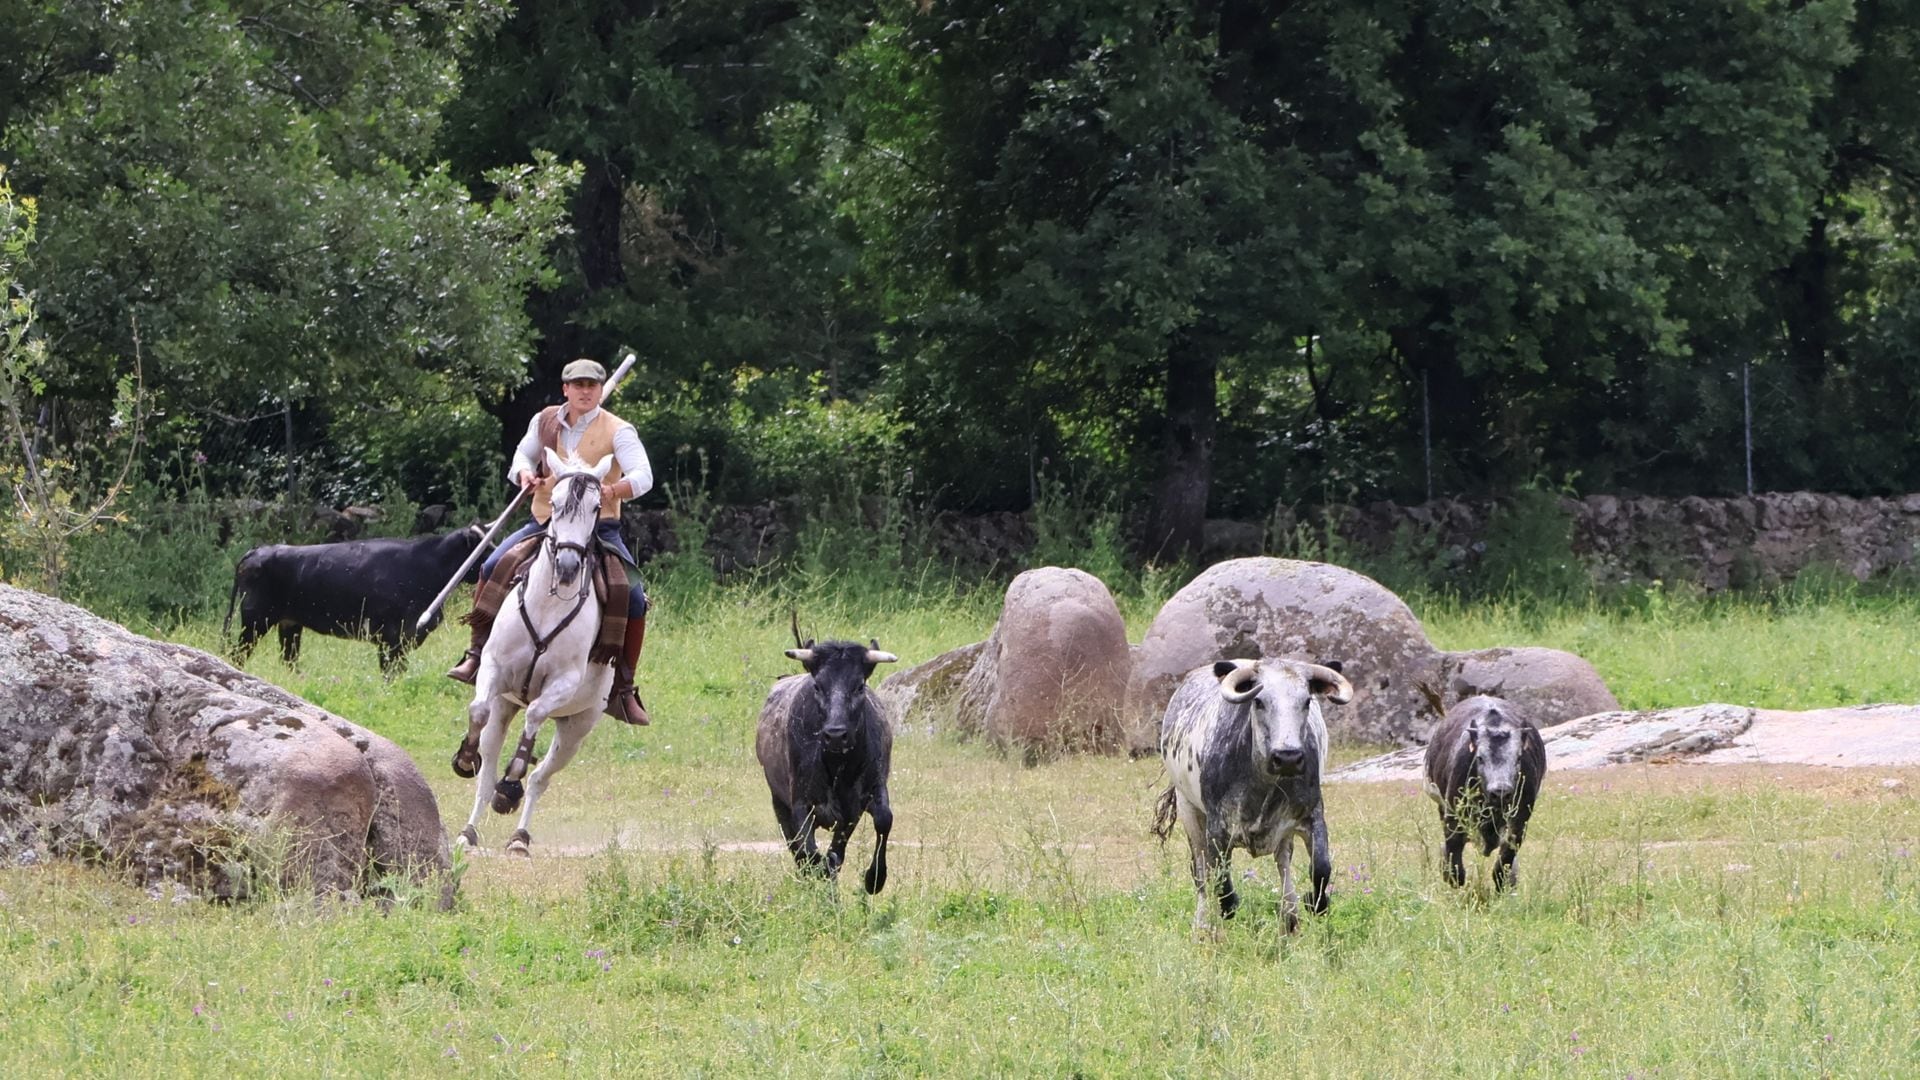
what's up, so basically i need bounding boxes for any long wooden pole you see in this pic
[415,352,638,634]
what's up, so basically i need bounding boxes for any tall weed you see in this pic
[1471,483,1590,604]
[1028,473,1132,590]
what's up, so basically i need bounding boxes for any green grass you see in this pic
[5,581,1920,1075]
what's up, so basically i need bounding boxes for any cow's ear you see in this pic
[1304,663,1354,705]
[1216,659,1260,702]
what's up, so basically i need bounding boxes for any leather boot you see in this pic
[446,615,491,685]
[606,614,649,725]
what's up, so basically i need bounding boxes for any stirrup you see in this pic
[608,685,649,726]
[446,648,481,685]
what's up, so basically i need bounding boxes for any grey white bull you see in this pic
[1423,694,1547,891]
[1156,657,1354,933]
[450,448,616,859]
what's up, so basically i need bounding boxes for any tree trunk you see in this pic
[1779,210,1834,391]
[490,159,627,463]
[1144,336,1217,560]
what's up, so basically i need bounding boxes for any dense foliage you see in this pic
[3,0,1918,565]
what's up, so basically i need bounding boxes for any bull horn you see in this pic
[1304,663,1354,705]
[784,648,815,664]
[1213,659,1261,703]
[866,650,899,665]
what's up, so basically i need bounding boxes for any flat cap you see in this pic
[561,358,607,383]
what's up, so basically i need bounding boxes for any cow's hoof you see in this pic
[451,746,479,779]
[863,865,887,895]
[1305,889,1329,915]
[505,829,531,859]
[454,825,480,849]
[491,779,524,815]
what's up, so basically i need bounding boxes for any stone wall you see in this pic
[247,489,1920,592]
[1324,491,1920,591]
[615,491,1920,591]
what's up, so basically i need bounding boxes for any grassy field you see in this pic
[4,579,1920,1075]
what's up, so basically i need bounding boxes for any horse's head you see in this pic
[542,447,612,587]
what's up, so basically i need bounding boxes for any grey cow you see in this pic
[1157,658,1354,933]
[1423,695,1547,891]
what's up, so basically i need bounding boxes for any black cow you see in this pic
[223,524,487,677]
[754,634,900,893]
[1423,695,1548,891]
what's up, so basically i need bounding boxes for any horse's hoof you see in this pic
[451,750,478,779]
[454,825,479,849]
[491,779,524,815]
[505,829,531,859]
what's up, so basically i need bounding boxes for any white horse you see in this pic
[451,447,616,858]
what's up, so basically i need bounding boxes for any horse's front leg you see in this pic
[508,712,599,858]
[451,692,490,779]
[495,672,583,815]
[459,696,516,847]
[492,721,540,816]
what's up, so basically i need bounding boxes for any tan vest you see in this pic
[531,405,627,523]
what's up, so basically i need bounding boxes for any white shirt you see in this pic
[508,406,654,498]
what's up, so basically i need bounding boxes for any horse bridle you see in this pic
[544,536,596,600]
[511,473,602,702]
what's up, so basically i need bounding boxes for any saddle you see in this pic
[463,535,629,666]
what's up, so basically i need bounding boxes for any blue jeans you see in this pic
[480,518,648,618]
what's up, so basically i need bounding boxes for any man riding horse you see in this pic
[447,358,652,726]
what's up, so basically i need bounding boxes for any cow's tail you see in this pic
[1150,784,1177,844]
[222,554,250,641]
